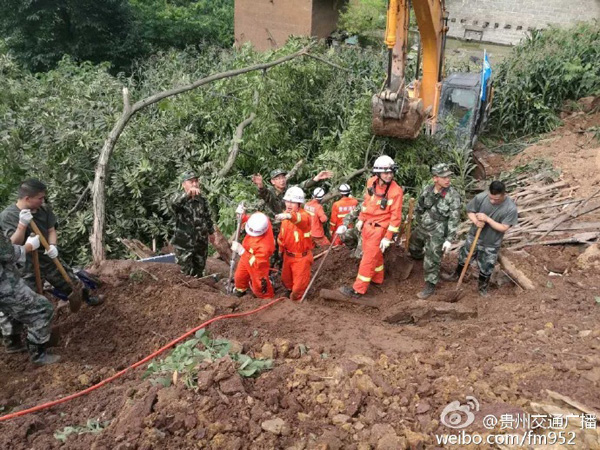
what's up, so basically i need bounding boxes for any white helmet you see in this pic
[312,187,325,199]
[245,212,269,237]
[283,186,305,204]
[372,155,397,173]
[339,184,351,195]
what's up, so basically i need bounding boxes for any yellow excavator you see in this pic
[372,0,493,149]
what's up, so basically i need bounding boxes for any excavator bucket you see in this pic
[371,93,428,139]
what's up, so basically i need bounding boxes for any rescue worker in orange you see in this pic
[275,186,314,301]
[329,183,359,245]
[305,187,330,248]
[339,155,403,298]
[231,206,275,299]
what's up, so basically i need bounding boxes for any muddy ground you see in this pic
[1,113,600,449]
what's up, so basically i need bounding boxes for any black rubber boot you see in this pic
[27,341,61,365]
[339,285,362,299]
[83,288,104,306]
[441,264,464,282]
[233,289,247,298]
[478,273,491,298]
[3,335,27,354]
[417,282,436,299]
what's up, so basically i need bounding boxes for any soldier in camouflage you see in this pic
[0,232,60,365]
[409,163,461,299]
[335,203,363,259]
[251,167,333,266]
[170,170,216,277]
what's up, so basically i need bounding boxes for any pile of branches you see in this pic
[503,172,600,250]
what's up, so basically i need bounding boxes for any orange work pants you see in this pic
[234,258,274,299]
[281,252,313,300]
[312,235,330,248]
[352,223,386,294]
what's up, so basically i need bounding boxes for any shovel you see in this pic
[300,234,338,303]
[226,203,244,294]
[29,220,83,313]
[446,226,482,303]
[30,233,43,295]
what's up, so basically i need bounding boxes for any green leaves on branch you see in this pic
[488,22,600,139]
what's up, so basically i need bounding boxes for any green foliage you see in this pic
[0,0,141,72]
[54,419,111,442]
[338,0,387,43]
[0,40,463,265]
[130,0,234,50]
[488,22,600,139]
[144,329,272,389]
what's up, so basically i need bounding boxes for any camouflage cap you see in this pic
[431,163,453,177]
[270,168,287,179]
[180,170,198,183]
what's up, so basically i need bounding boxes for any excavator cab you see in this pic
[438,72,493,148]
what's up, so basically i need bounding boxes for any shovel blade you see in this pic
[444,288,464,303]
[68,283,83,313]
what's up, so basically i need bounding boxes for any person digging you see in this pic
[443,180,518,297]
[275,187,314,301]
[339,155,403,299]
[409,163,461,299]
[231,206,276,299]
[0,178,103,309]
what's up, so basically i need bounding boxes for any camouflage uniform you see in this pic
[457,234,498,277]
[0,233,54,345]
[409,164,461,285]
[170,171,215,277]
[340,204,363,259]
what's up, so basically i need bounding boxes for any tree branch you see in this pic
[286,159,305,181]
[218,112,257,177]
[66,183,91,217]
[91,45,312,264]
[321,168,368,203]
[303,53,350,72]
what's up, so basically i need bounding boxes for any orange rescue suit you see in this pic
[234,215,276,298]
[277,209,314,300]
[304,199,330,247]
[329,196,359,234]
[352,176,403,294]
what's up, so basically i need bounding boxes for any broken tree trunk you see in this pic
[384,300,477,324]
[497,253,535,290]
[91,45,314,265]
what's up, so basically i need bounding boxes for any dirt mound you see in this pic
[510,107,600,198]
[0,235,599,449]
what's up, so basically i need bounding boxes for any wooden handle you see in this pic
[29,219,73,286]
[404,198,415,251]
[32,250,43,294]
[457,226,482,287]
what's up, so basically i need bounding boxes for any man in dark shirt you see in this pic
[0,179,103,306]
[445,181,518,296]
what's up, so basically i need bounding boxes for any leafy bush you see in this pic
[489,21,600,139]
[338,0,387,44]
[0,40,458,265]
[144,329,272,389]
[54,419,111,442]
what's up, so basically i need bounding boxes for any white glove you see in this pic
[45,244,58,259]
[442,240,452,253]
[19,209,33,226]
[379,238,392,253]
[356,220,364,232]
[275,213,292,221]
[235,203,245,215]
[336,225,347,235]
[25,235,40,251]
[231,241,245,256]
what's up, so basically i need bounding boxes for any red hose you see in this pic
[0,296,286,422]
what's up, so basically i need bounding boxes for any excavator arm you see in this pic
[372,0,448,138]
